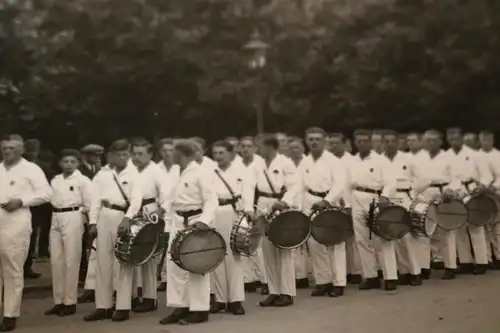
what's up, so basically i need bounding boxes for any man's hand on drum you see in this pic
[378,196,390,209]
[117,216,132,236]
[272,200,288,211]
[311,200,329,211]
[442,188,456,202]
[193,221,210,230]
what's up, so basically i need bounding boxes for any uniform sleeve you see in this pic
[23,164,53,207]
[124,172,143,219]
[282,161,305,207]
[324,158,347,205]
[282,158,297,191]
[492,152,500,190]
[343,158,353,208]
[380,158,397,198]
[474,151,493,187]
[79,176,93,211]
[409,156,430,195]
[197,171,218,226]
[240,168,255,212]
[88,172,104,225]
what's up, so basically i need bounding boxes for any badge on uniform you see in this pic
[69,186,74,191]
[370,168,374,172]
[465,156,469,161]
[237,178,242,182]
[184,182,188,187]
[9,181,14,186]
[122,181,128,185]
[402,165,407,170]
[306,169,309,173]
[273,170,279,174]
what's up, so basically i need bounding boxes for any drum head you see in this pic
[466,195,497,226]
[129,223,159,265]
[374,206,411,241]
[268,210,311,249]
[436,199,469,230]
[153,232,169,258]
[311,210,353,246]
[177,229,226,274]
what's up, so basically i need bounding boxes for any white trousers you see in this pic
[293,245,312,280]
[452,224,488,265]
[133,260,157,299]
[0,210,31,318]
[486,223,500,261]
[166,215,210,311]
[242,248,266,283]
[393,192,420,275]
[95,208,134,310]
[346,235,362,275]
[84,241,97,290]
[50,211,84,305]
[210,206,244,303]
[257,197,295,296]
[351,191,397,280]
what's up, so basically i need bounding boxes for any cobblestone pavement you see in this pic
[19,271,499,333]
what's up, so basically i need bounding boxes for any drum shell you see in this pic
[115,217,159,266]
[409,200,438,237]
[230,213,262,256]
[369,205,411,241]
[435,199,469,231]
[464,194,498,226]
[266,209,311,249]
[310,207,353,246]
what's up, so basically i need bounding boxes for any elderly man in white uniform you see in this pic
[0,135,52,332]
[441,128,492,279]
[281,128,347,297]
[239,137,268,294]
[345,129,398,291]
[381,131,423,286]
[254,135,296,307]
[159,139,218,326]
[156,138,180,291]
[209,140,254,315]
[45,149,92,317]
[84,139,142,322]
[328,133,363,284]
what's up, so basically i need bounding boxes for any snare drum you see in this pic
[435,198,469,231]
[265,208,311,249]
[115,215,159,266]
[170,226,226,274]
[230,213,262,256]
[409,199,438,237]
[310,206,353,246]
[464,194,497,226]
[368,203,411,241]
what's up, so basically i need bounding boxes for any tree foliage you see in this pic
[0,0,499,147]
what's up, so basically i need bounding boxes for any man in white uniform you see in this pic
[328,133,362,285]
[0,135,52,332]
[381,131,423,286]
[345,129,398,291]
[156,138,180,291]
[282,128,347,297]
[442,128,492,279]
[255,135,296,307]
[84,139,142,322]
[45,149,92,317]
[371,129,385,155]
[159,139,218,325]
[239,137,268,294]
[209,141,254,315]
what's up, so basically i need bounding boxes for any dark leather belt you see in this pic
[141,198,156,208]
[176,209,203,227]
[429,183,449,188]
[307,189,329,198]
[396,188,411,192]
[255,189,284,200]
[102,201,127,212]
[462,180,474,186]
[354,187,381,195]
[218,196,241,206]
[52,206,80,213]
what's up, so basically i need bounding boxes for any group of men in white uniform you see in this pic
[0,127,499,331]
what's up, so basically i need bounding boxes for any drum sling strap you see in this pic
[260,170,285,200]
[214,169,240,212]
[112,173,131,210]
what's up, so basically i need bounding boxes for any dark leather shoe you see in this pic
[244,282,257,293]
[377,270,383,278]
[45,304,64,316]
[159,308,189,325]
[227,302,245,315]
[296,278,309,289]
[0,317,16,332]
[473,264,487,275]
[77,290,95,304]
[398,274,410,286]
[24,269,41,279]
[83,308,113,321]
[347,274,362,284]
[131,297,141,310]
[133,298,157,313]
[493,260,500,270]
[441,268,456,280]
[420,269,431,280]
[431,261,444,270]
[178,311,209,325]
[58,305,76,316]
[260,284,269,295]
[274,294,293,307]
[328,286,344,297]
[457,263,474,274]
[359,277,381,290]
[409,275,422,286]
[311,283,332,297]
[384,279,398,291]
[157,282,166,292]
[111,310,130,322]
[210,302,226,314]
[259,294,279,307]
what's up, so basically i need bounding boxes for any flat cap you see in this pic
[81,144,104,154]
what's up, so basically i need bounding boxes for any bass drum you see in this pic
[368,203,411,241]
[435,198,469,231]
[230,213,262,256]
[170,226,226,275]
[464,194,497,226]
[409,199,438,237]
[310,206,353,246]
[115,215,159,266]
[265,208,311,249]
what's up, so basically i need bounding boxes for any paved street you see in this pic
[18,271,500,333]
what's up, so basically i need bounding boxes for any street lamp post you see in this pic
[244,30,270,134]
